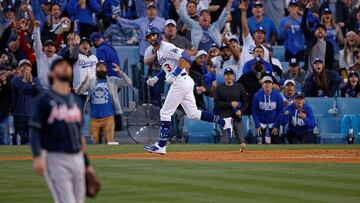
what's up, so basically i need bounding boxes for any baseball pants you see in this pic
[160,74,201,121]
[44,151,85,203]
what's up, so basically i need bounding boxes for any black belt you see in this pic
[181,73,187,76]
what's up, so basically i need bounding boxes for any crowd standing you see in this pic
[1,0,360,147]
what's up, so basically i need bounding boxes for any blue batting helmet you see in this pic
[145,27,162,44]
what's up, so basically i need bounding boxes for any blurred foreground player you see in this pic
[29,58,96,203]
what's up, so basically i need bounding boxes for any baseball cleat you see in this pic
[144,143,166,155]
[223,117,234,138]
[240,143,246,152]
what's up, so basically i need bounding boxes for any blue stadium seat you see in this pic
[305,97,335,117]
[317,117,347,144]
[272,46,285,61]
[183,117,214,143]
[281,61,289,73]
[336,98,360,115]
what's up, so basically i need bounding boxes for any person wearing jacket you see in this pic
[285,92,316,144]
[174,0,232,51]
[90,32,122,78]
[341,71,360,97]
[75,61,132,144]
[67,0,101,38]
[0,69,14,145]
[251,76,284,144]
[303,58,339,97]
[11,59,42,144]
[72,37,98,96]
[302,2,335,72]
[214,68,249,150]
[242,46,273,75]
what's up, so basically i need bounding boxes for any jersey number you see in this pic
[165,64,172,72]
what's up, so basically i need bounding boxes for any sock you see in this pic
[158,121,171,147]
[200,111,225,127]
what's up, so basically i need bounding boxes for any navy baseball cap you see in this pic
[289,58,299,66]
[90,32,103,43]
[322,8,332,15]
[294,92,305,99]
[313,58,324,64]
[211,43,219,49]
[315,23,326,31]
[4,5,16,12]
[349,71,359,79]
[44,39,55,46]
[220,44,229,50]
[255,26,265,33]
[147,2,157,9]
[253,1,263,8]
[288,0,298,7]
[224,68,234,75]
[80,37,91,45]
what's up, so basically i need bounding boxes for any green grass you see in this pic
[0,145,360,203]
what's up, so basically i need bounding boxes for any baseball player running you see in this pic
[144,27,233,155]
[29,58,95,203]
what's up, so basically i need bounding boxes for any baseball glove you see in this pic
[86,168,100,198]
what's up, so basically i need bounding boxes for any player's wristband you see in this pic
[172,66,182,77]
[84,153,90,167]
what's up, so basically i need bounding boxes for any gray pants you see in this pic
[220,120,244,144]
[44,152,85,203]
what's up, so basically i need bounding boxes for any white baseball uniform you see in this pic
[156,41,202,121]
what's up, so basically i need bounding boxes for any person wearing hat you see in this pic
[90,32,123,78]
[341,71,360,97]
[67,0,101,37]
[72,37,98,95]
[320,8,344,60]
[191,50,207,75]
[239,1,270,70]
[303,58,340,97]
[242,45,273,75]
[33,20,61,89]
[251,76,284,144]
[247,1,277,44]
[214,67,249,151]
[0,5,16,32]
[0,68,14,145]
[302,2,335,72]
[285,92,316,144]
[319,0,347,32]
[211,42,240,85]
[173,0,232,52]
[76,60,132,144]
[278,0,306,62]
[282,58,306,86]
[11,59,42,145]
[134,0,165,18]
[115,2,165,58]
[164,19,196,57]
[281,79,297,109]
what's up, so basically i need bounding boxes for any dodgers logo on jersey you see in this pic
[170,48,178,54]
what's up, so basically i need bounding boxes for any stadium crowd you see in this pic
[0,0,360,146]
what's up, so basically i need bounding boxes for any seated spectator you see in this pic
[239,1,269,70]
[11,60,42,144]
[177,0,199,42]
[321,8,344,61]
[281,79,297,109]
[339,31,358,71]
[341,71,360,97]
[75,61,132,144]
[90,32,121,77]
[302,2,335,72]
[72,37,98,97]
[214,68,249,149]
[115,3,165,59]
[285,92,316,144]
[191,50,207,75]
[303,58,339,97]
[211,44,240,84]
[174,0,232,52]
[104,23,139,46]
[164,19,197,56]
[237,61,280,116]
[242,46,273,75]
[34,21,61,89]
[67,0,101,38]
[0,68,14,145]
[251,76,284,144]
[247,1,277,44]
[278,0,306,61]
[282,58,306,87]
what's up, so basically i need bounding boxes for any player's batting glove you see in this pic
[147,76,159,86]
[166,74,176,85]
